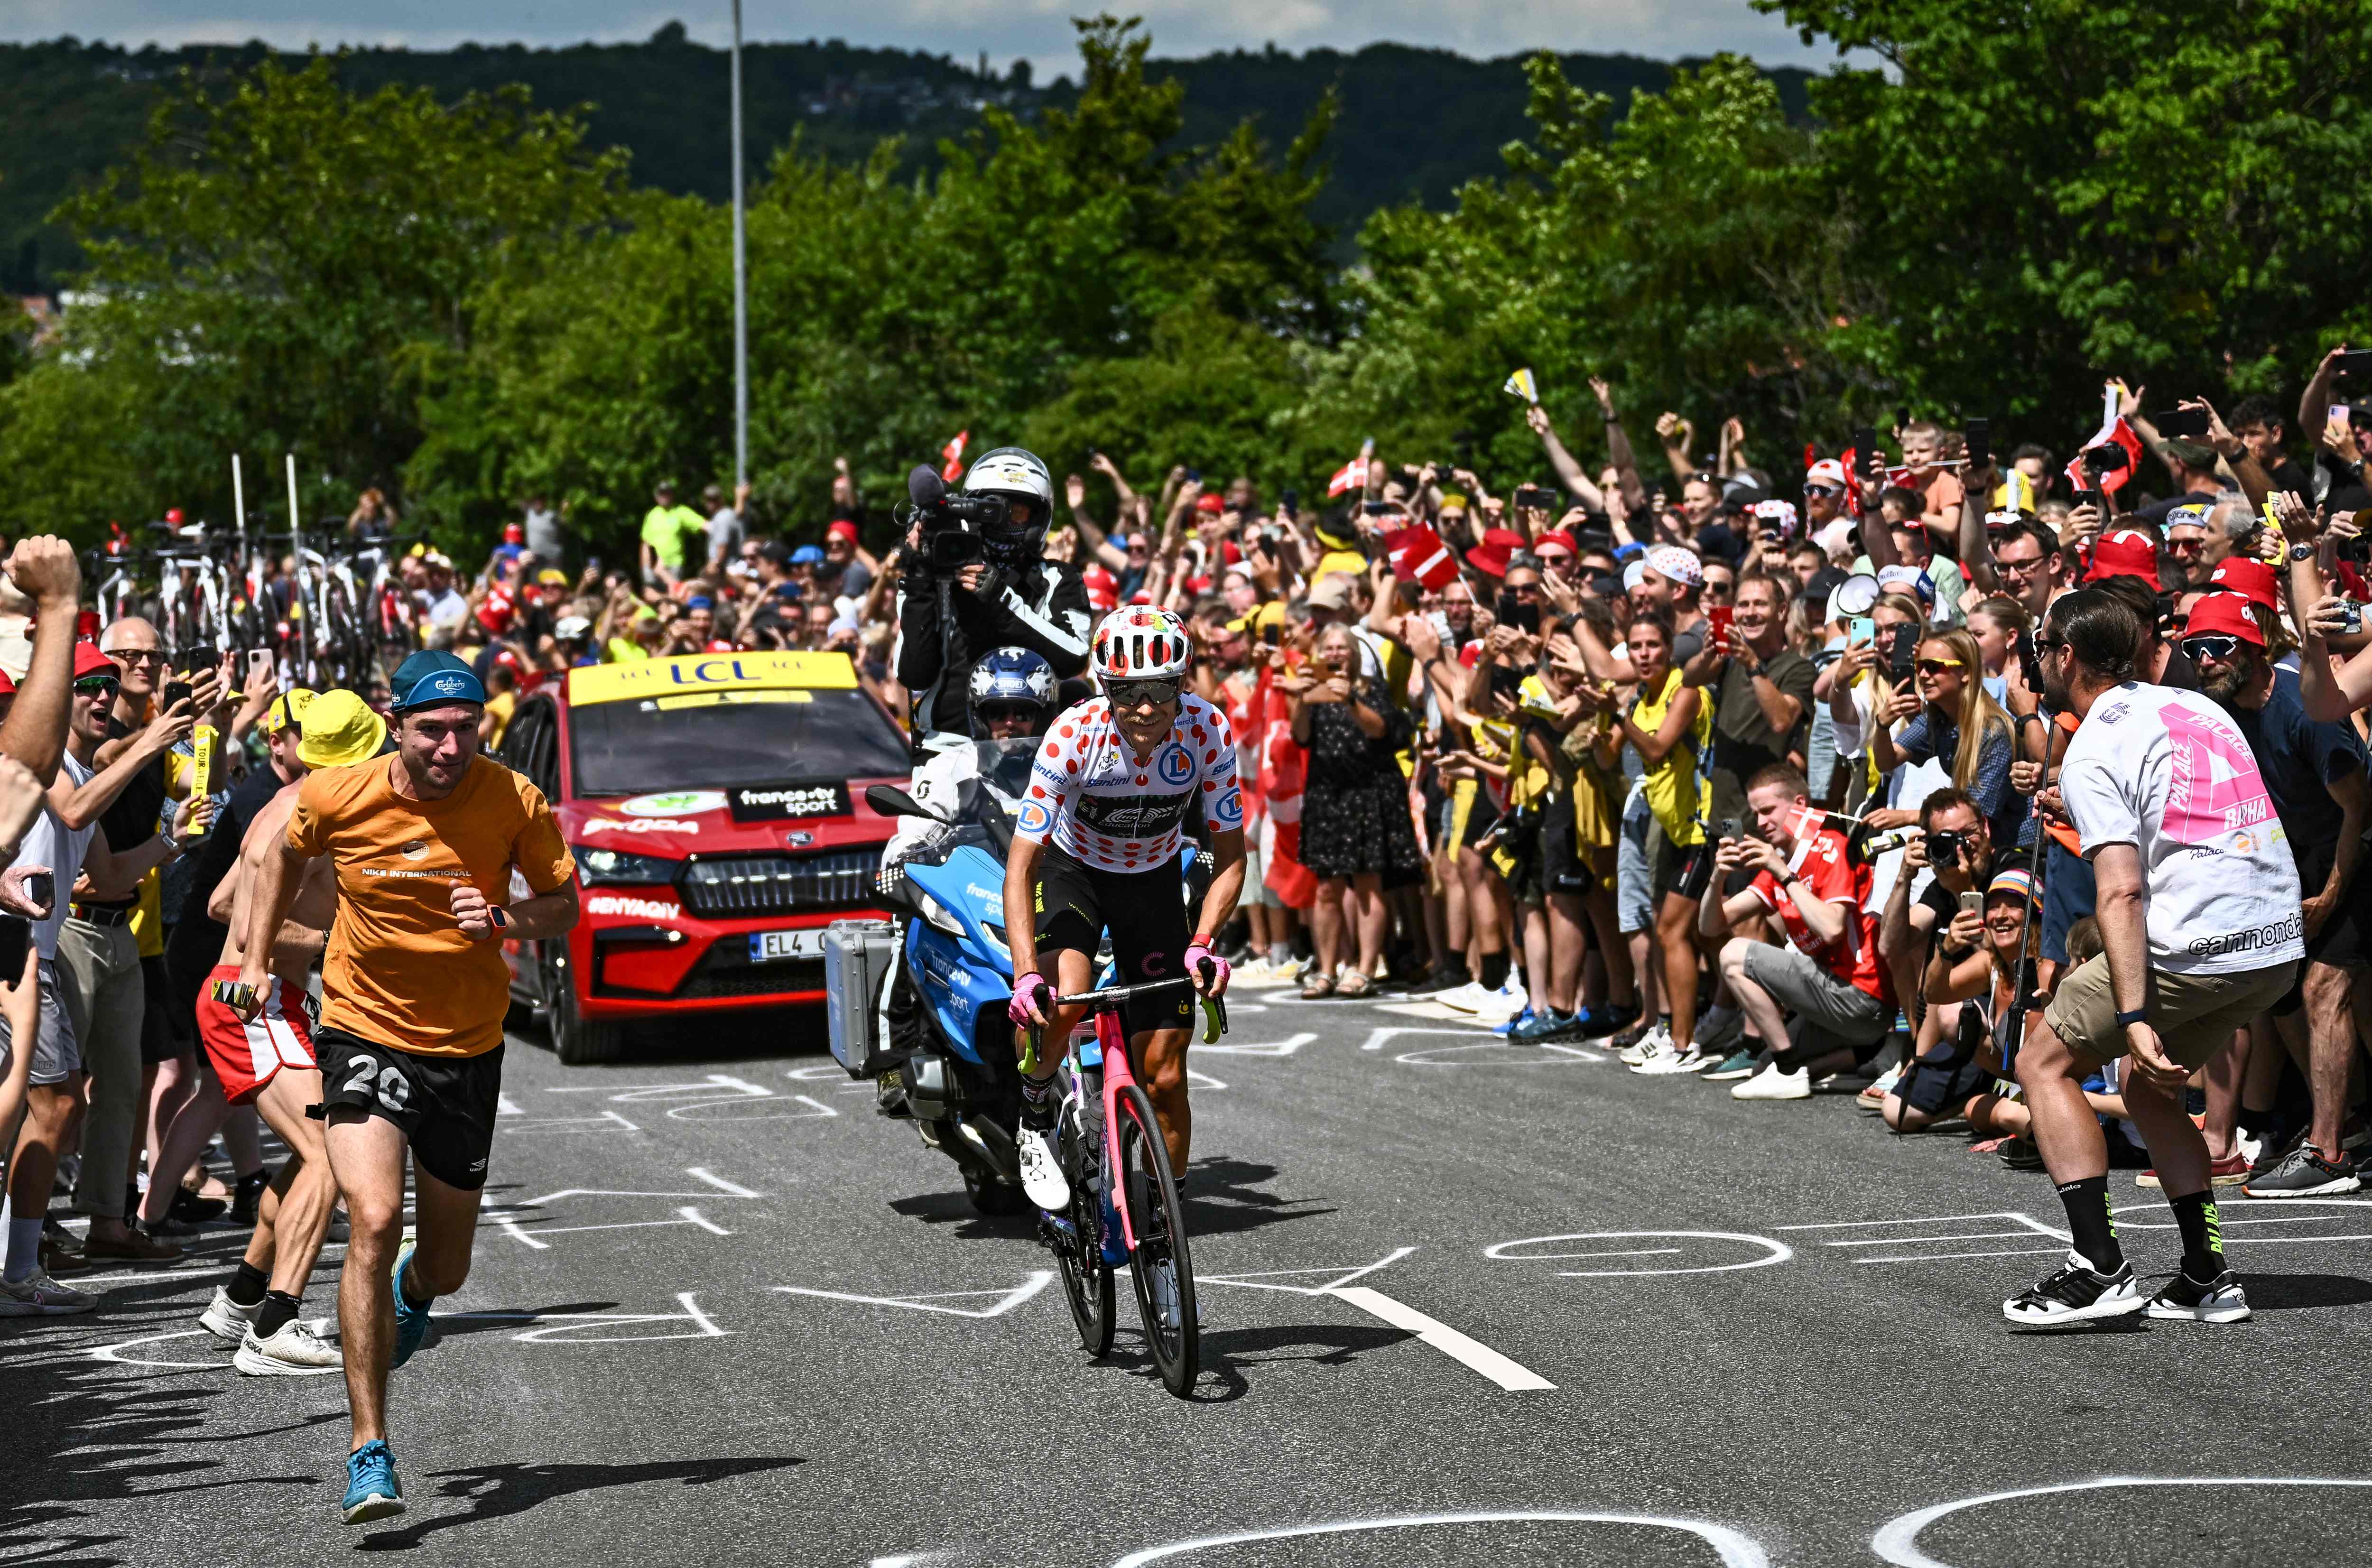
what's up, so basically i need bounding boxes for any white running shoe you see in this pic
[0,1270,95,1316]
[1435,981,1488,1014]
[199,1285,259,1343]
[1618,1024,1670,1067]
[1629,1038,1701,1075]
[1473,979,1528,1023]
[1015,1126,1072,1210]
[1731,1063,1812,1100]
[235,1318,343,1375]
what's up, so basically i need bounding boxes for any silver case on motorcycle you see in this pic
[825,919,898,1076]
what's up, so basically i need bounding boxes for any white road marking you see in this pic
[498,1110,641,1134]
[1487,1230,1794,1277]
[665,1093,838,1123]
[1326,1288,1554,1392]
[1195,1031,1316,1058]
[1872,1477,2372,1568]
[685,1167,764,1197]
[496,1210,734,1250]
[496,1092,524,1116]
[1358,1025,1496,1052]
[549,1074,773,1102]
[1199,1248,1418,1297]
[88,1327,234,1370]
[1185,1067,1227,1091]
[444,1291,730,1343]
[1776,1209,2070,1262]
[774,1271,1055,1320]
[1110,1511,1768,1568]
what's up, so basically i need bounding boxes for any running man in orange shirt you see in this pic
[229,652,579,1525]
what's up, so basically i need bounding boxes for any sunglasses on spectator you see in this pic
[2179,634,2242,662]
[2166,535,2205,553]
[74,676,119,698]
[1803,483,1842,498]
[1107,679,1181,708]
[1914,658,1964,676]
[109,648,166,666]
[2033,635,2068,656]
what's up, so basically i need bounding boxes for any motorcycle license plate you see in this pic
[748,928,827,963]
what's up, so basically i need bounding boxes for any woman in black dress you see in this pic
[1288,623,1422,996]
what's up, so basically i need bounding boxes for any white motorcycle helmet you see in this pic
[962,446,1054,565]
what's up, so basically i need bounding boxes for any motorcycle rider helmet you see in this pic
[967,646,1057,735]
[961,446,1054,567]
[1090,605,1194,684]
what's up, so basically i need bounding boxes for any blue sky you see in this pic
[7,1,1837,80]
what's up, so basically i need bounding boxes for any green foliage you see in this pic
[413,16,1342,561]
[1759,0,2372,422]
[1303,54,1863,487]
[0,55,628,545]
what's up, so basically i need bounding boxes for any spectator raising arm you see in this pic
[1526,405,1609,511]
[0,537,83,785]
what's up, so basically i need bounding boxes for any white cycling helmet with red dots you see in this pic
[1091,605,1193,683]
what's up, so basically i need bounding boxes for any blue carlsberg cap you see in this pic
[389,650,487,712]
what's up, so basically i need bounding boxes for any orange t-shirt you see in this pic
[288,754,574,1058]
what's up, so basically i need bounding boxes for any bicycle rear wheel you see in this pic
[1115,1084,1196,1396]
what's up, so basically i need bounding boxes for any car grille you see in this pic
[678,848,882,918]
[673,956,826,1000]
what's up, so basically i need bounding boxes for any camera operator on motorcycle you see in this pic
[894,447,1091,758]
[1002,606,1247,1213]
[884,648,1060,865]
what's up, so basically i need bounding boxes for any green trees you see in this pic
[0,56,626,539]
[9,5,2372,554]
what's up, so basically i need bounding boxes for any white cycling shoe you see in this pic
[1016,1126,1072,1210]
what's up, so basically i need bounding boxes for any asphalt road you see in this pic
[9,979,2372,1567]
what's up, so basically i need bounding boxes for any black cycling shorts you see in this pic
[1032,844,1194,1038]
[314,1026,504,1191]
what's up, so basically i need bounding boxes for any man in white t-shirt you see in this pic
[2003,587,2300,1330]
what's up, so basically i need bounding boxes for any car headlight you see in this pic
[571,844,678,886]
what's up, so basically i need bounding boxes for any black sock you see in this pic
[1017,1072,1056,1132]
[253,1289,301,1339]
[2056,1175,2122,1273]
[398,1261,434,1311]
[2169,1189,2225,1280]
[1479,951,1510,990]
[227,1261,269,1307]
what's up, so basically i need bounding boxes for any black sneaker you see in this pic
[2146,1267,2250,1323]
[2003,1249,2146,1327]
[229,1171,270,1226]
[1409,962,1472,996]
[169,1188,229,1225]
[1997,1136,2045,1172]
[2241,1142,2362,1199]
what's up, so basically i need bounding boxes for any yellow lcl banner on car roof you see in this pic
[566,650,858,706]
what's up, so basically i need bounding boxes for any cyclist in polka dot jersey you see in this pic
[1003,607,1248,1212]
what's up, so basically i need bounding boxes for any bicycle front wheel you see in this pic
[1115,1084,1197,1397]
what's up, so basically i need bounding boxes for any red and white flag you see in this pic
[940,430,969,483]
[1382,524,1459,590]
[1325,453,1368,498]
[2062,382,2145,497]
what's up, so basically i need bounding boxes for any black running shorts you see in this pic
[1032,844,1194,1038]
[314,1026,504,1191]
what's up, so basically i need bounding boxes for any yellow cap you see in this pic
[296,689,389,770]
[1991,472,2037,513]
[263,687,315,736]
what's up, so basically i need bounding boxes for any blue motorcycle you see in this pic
[853,740,1200,1216]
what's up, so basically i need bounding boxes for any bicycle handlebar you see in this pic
[1026,973,1228,1047]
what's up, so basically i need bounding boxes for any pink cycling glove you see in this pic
[1183,939,1230,997]
[1008,973,1051,1027]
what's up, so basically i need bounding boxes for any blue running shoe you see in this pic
[389,1243,431,1370]
[1099,1186,1129,1267]
[343,1439,406,1524]
[1511,1009,1570,1040]
[1492,1006,1535,1038]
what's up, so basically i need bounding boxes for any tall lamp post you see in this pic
[731,0,749,489]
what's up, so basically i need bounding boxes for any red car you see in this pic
[496,650,911,1063]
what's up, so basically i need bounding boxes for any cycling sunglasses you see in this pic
[1914,658,1965,677]
[2179,634,2243,662]
[73,675,119,698]
[1107,678,1181,709]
